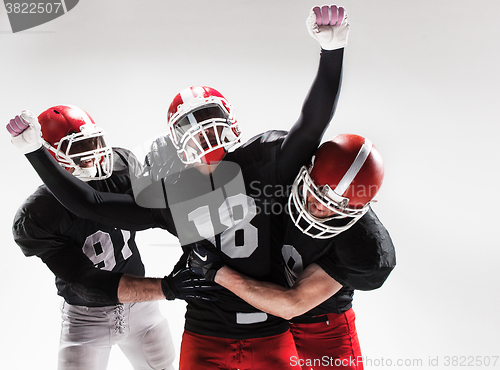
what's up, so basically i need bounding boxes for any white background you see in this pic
[1,1,499,369]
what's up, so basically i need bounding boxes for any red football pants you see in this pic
[179,329,299,370]
[289,309,363,370]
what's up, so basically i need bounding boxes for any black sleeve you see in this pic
[316,209,396,291]
[13,212,123,305]
[43,246,123,304]
[25,147,156,231]
[278,48,344,184]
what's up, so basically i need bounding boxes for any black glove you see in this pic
[145,135,187,184]
[189,243,225,282]
[161,253,220,301]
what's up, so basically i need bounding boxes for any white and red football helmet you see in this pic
[38,105,113,181]
[289,134,384,239]
[166,86,241,165]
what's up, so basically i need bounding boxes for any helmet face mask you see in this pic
[52,129,112,181]
[174,104,238,164]
[167,86,241,165]
[288,134,384,239]
[289,166,369,239]
[38,105,113,181]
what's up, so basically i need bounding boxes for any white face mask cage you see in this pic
[44,124,113,181]
[169,100,240,164]
[288,166,369,239]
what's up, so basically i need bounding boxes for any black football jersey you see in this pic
[13,148,145,306]
[278,207,396,319]
[153,131,291,339]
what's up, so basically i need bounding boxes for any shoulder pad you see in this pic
[111,147,141,174]
[240,130,288,149]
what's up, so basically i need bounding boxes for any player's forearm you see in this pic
[25,147,155,231]
[117,275,165,303]
[26,148,97,217]
[278,49,344,183]
[215,266,307,320]
[300,48,344,130]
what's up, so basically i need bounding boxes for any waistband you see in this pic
[290,315,329,323]
[290,308,355,324]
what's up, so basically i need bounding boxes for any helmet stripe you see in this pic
[334,139,372,196]
[180,88,194,104]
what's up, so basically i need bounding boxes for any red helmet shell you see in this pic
[310,134,385,208]
[167,86,229,124]
[38,105,96,146]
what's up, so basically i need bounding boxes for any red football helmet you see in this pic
[38,105,113,181]
[166,86,241,164]
[288,134,385,238]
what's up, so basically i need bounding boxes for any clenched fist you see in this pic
[306,5,349,50]
[6,110,43,154]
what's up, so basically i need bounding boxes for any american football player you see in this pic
[8,5,350,369]
[189,134,396,370]
[9,105,215,370]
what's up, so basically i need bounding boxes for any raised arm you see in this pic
[27,147,155,230]
[278,5,349,184]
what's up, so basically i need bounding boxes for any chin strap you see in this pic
[72,165,98,181]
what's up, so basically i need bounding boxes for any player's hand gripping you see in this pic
[306,5,349,50]
[146,135,188,184]
[161,252,220,301]
[189,243,225,282]
[6,110,43,154]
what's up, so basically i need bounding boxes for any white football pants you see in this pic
[58,301,175,370]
